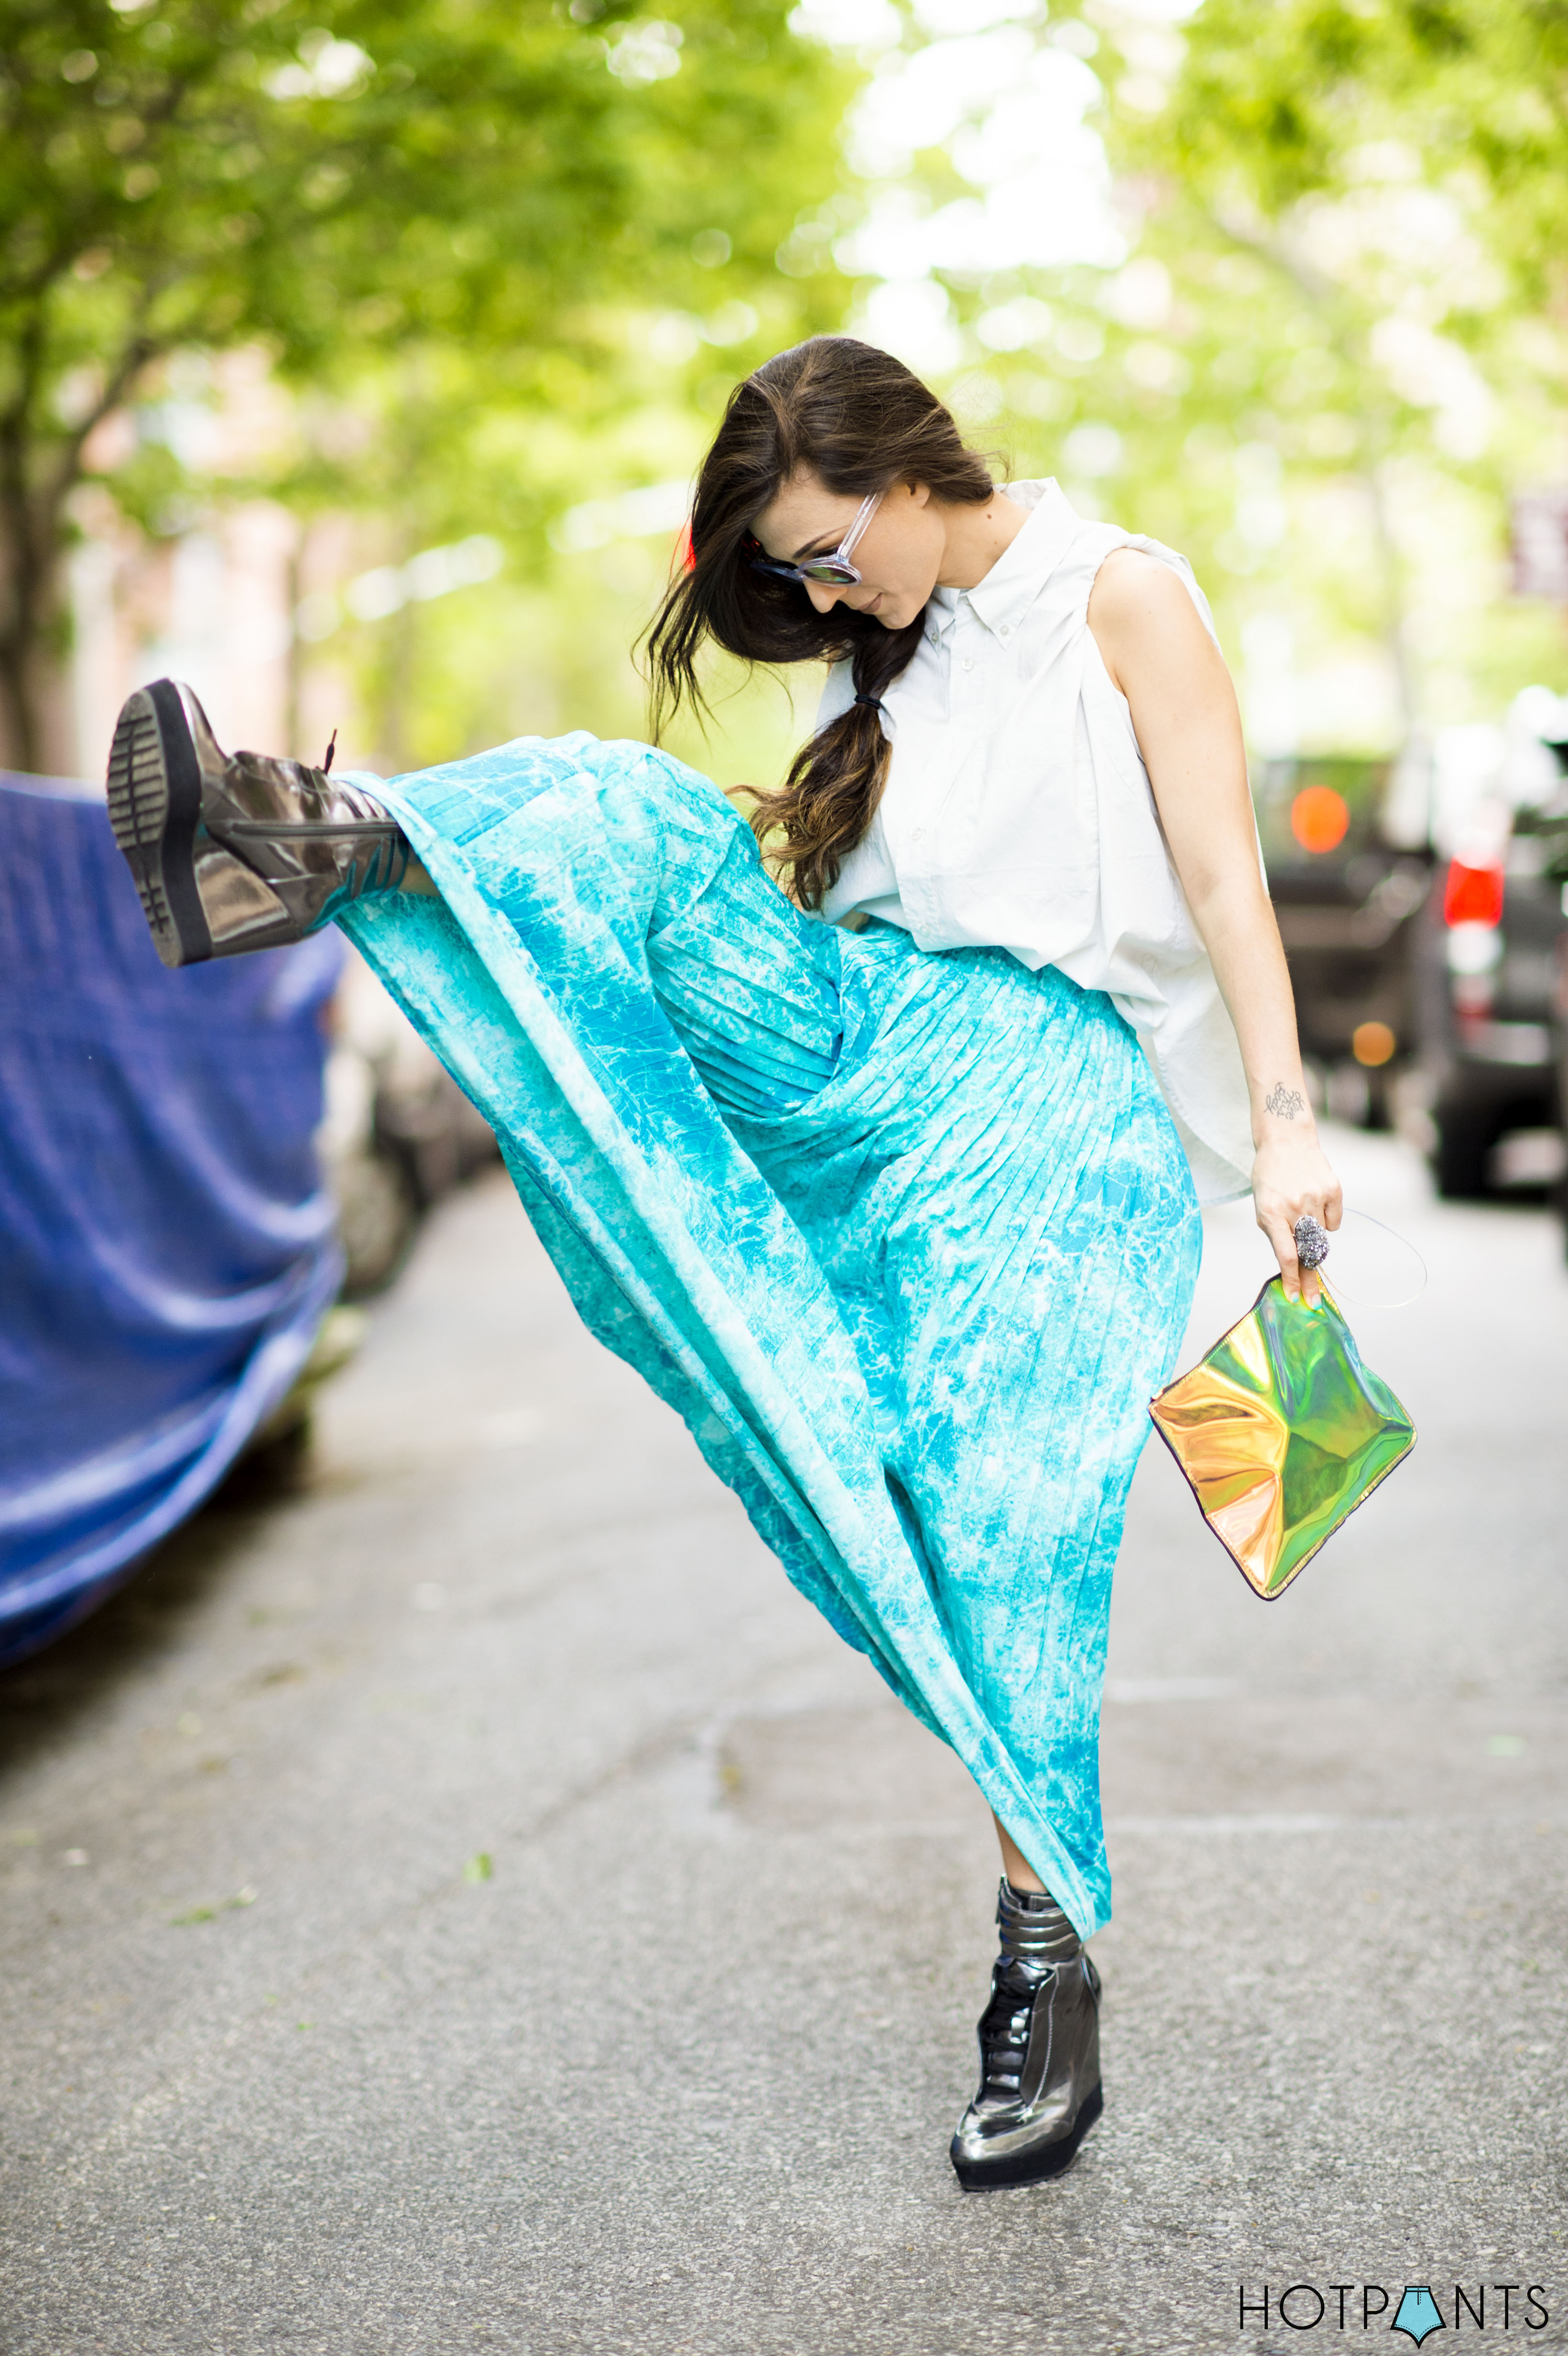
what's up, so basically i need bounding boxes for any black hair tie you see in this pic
[853,694,884,711]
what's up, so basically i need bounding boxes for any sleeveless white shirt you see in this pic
[816,478,1255,1205]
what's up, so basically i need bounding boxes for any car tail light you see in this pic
[1442,858,1504,927]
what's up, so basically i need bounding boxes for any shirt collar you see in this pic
[927,479,1082,640]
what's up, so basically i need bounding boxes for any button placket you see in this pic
[954,607,980,695]
[934,611,957,725]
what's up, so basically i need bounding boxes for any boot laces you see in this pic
[977,1956,1054,2103]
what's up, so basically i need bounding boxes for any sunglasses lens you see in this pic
[748,552,860,587]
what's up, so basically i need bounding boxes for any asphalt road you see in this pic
[2,1125,1565,2356]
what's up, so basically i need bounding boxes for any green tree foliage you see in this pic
[848,0,1567,748]
[1146,0,1568,298]
[0,0,852,764]
[1084,0,1568,731]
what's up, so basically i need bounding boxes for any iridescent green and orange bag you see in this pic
[1149,1276,1416,1601]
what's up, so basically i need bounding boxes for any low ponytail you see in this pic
[644,336,994,910]
[743,610,924,909]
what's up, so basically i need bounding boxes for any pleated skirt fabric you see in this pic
[341,732,1201,1934]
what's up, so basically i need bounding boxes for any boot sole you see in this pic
[950,2080,1103,2192]
[106,681,212,969]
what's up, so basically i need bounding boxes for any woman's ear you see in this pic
[906,481,932,510]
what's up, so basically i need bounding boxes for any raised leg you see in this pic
[107,679,409,967]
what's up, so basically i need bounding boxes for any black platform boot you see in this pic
[949,1878,1103,2190]
[107,678,409,968]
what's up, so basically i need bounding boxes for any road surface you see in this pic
[2,1126,1565,2353]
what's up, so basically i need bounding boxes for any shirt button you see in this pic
[999,624,1011,638]
[928,630,940,646]
[913,827,926,842]
[962,657,974,672]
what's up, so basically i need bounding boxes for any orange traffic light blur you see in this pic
[1289,786,1351,855]
[1352,1021,1396,1067]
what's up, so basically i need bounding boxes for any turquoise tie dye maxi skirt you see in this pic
[340,732,1202,1936]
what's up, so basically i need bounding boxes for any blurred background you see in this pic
[5,0,1568,1208]
[5,0,1568,1656]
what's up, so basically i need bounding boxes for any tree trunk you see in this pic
[0,528,72,776]
[0,306,50,772]
[0,308,157,775]
[0,500,49,775]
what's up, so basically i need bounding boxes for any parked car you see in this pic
[318,946,499,1295]
[1556,923,1568,1253]
[1409,696,1568,1200]
[1525,713,1568,1248]
[1253,753,1432,1128]
[0,772,348,1659]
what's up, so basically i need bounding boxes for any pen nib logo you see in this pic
[1392,2287,1447,2347]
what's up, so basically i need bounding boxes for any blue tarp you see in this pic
[0,773,344,1666]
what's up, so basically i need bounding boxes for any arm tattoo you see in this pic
[1265,1081,1306,1121]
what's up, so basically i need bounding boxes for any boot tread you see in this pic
[105,683,214,967]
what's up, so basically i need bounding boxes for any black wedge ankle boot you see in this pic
[949,1878,1103,2190]
[107,678,409,968]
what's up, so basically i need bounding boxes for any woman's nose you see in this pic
[805,580,842,616]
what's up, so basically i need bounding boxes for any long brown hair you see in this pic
[644,337,995,910]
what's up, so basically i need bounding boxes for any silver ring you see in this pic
[1293,1214,1329,1270]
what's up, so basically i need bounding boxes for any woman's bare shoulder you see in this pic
[1088,546,1209,683]
[1086,545,1191,628]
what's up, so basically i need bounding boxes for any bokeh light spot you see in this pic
[1443,859,1505,927]
[1352,1021,1396,1068]
[1290,785,1350,855]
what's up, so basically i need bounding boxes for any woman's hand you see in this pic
[1252,1127,1344,1308]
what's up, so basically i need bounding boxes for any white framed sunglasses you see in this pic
[748,490,883,587]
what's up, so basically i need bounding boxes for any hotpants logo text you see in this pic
[1239,2283,1550,2335]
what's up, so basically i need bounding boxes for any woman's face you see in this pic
[750,470,947,632]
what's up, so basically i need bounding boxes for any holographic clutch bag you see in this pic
[1148,1276,1416,1601]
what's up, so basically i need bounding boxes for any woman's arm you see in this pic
[1087,548,1341,1304]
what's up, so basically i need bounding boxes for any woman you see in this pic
[107,336,1339,2191]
